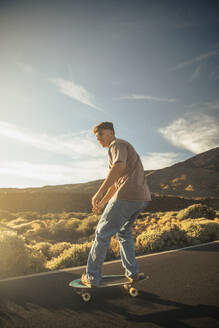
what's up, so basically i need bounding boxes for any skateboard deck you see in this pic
[69,273,148,302]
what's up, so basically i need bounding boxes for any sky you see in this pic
[0,0,219,188]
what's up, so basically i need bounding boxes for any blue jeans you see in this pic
[86,198,149,285]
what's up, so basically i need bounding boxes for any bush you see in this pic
[27,248,47,274]
[16,211,40,221]
[33,241,78,261]
[49,242,73,258]
[10,220,43,235]
[180,219,219,244]
[76,215,100,237]
[41,213,60,220]
[136,225,187,253]
[0,231,46,278]
[7,217,28,227]
[0,211,17,221]
[33,242,53,260]
[107,236,120,260]
[176,204,216,221]
[46,242,92,270]
[47,218,81,242]
[59,212,88,220]
[64,218,81,231]
[162,211,178,220]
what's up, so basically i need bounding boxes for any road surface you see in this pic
[0,241,219,328]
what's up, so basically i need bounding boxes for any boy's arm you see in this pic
[92,162,126,209]
[93,184,117,214]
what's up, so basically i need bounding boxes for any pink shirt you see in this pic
[108,138,151,201]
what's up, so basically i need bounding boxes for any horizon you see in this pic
[1,145,218,190]
[1,0,219,188]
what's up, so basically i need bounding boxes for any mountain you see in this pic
[0,147,218,213]
[146,146,219,198]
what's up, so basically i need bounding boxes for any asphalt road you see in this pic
[0,242,219,328]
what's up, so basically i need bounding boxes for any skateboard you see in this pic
[69,273,148,302]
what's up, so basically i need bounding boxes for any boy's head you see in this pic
[93,122,115,134]
[93,122,115,148]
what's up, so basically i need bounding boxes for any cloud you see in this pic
[0,120,113,187]
[189,64,204,82]
[49,78,104,112]
[0,121,104,159]
[159,114,219,154]
[0,121,110,187]
[187,99,219,112]
[0,160,108,187]
[118,94,177,103]
[141,152,181,170]
[169,50,219,72]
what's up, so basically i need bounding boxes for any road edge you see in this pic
[1,240,218,283]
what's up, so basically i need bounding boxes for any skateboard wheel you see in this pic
[123,284,130,290]
[81,292,91,302]
[129,287,138,297]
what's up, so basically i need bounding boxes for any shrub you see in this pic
[27,248,47,274]
[162,211,178,220]
[46,242,92,270]
[27,241,74,264]
[64,218,81,231]
[136,225,187,253]
[47,218,81,242]
[12,220,43,235]
[107,236,120,260]
[176,204,216,221]
[180,219,219,244]
[0,210,17,221]
[7,217,28,226]
[33,242,53,259]
[41,213,60,220]
[49,242,73,258]
[16,211,40,221]
[60,212,88,220]
[76,215,100,237]
[0,231,29,278]
[0,231,45,278]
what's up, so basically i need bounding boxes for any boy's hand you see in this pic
[92,191,103,209]
[92,200,105,214]
[92,206,102,214]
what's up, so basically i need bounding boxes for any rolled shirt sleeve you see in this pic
[110,143,127,165]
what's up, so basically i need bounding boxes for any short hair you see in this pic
[93,122,115,134]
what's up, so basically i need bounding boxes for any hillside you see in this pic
[0,147,218,213]
[146,146,219,198]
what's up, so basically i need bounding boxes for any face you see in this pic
[95,129,115,147]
